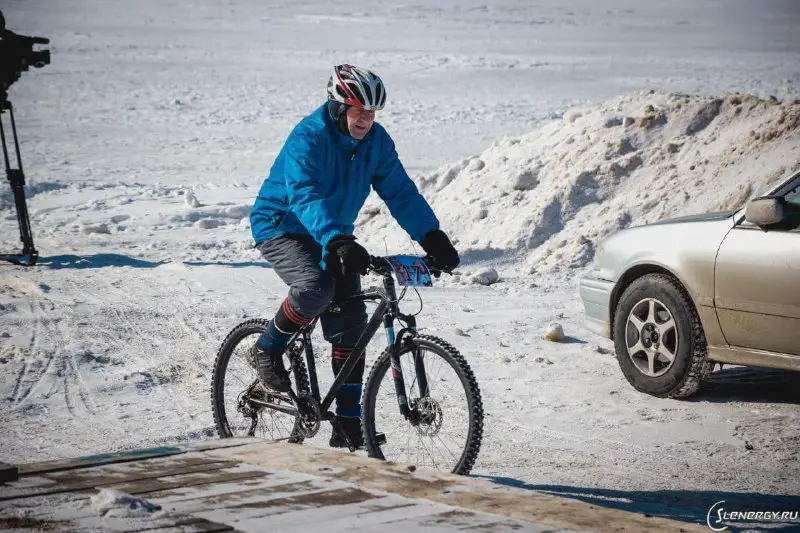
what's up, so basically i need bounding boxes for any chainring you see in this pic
[294,393,321,438]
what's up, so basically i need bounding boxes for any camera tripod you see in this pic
[0,93,38,266]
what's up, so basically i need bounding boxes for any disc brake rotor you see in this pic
[412,396,444,437]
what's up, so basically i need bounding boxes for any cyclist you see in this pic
[249,64,459,448]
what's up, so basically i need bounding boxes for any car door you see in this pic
[714,177,800,356]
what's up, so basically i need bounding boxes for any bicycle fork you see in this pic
[384,314,429,423]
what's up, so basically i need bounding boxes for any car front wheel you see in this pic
[613,273,713,398]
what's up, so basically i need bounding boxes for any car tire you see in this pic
[613,273,713,398]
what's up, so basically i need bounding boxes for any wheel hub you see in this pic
[641,324,660,348]
[412,397,443,437]
[238,382,265,418]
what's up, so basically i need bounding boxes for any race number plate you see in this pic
[386,255,433,287]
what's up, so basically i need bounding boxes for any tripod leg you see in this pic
[0,100,38,266]
[8,170,38,265]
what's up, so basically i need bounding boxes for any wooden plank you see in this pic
[131,473,324,506]
[18,445,188,476]
[148,471,506,533]
[272,498,464,533]
[138,471,446,531]
[189,490,494,533]
[109,466,276,498]
[1,454,243,501]
[0,462,18,483]
[346,508,553,533]
[411,509,555,532]
[155,476,372,517]
[130,523,236,533]
[0,490,236,533]
[16,439,261,479]
[181,438,261,453]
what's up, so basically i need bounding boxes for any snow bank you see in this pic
[11,92,794,277]
[357,91,800,276]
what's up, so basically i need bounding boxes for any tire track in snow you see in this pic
[60,355,75,417]
[9,300,57,410]
[67,350,97,416]
[8,359,28,406]
[61,271,216,432]
[5,297,38,406]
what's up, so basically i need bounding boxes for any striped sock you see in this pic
[332,346,365,418]
[256,298,312,354]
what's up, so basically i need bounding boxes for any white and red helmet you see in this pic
[327,64,387,111]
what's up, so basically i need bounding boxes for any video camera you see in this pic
[0,10,50,101]
[0,9,50,266]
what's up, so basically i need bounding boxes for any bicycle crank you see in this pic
[293,392,321,438]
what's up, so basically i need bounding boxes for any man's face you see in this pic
[346,106,375,140]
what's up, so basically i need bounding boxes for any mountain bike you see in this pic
[210,254,483,475]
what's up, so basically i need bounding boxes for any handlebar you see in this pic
[367,255,452,278]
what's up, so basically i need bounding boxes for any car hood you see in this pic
[645,209,739,226]
[591,213,736,284]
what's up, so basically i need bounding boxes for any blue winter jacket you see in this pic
[250,102,439,252]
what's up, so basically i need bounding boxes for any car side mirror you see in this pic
[745,196,785,226]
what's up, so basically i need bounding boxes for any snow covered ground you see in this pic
[1,0,799,528]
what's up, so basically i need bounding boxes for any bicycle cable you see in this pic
[411,287,423,316]
[395,284,423,318]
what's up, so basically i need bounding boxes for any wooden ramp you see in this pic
[0,438,707,532]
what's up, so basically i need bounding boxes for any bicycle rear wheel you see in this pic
[361,335,483,475]
[211,318,309,443]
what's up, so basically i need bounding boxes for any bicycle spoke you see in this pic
[366,343,478,474]
[214,325,304,443]
[419,435,440,470]
[436,433,460,462]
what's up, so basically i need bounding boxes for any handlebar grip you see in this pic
[422,255,452,276]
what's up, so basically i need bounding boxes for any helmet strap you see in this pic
[328,100,351,136]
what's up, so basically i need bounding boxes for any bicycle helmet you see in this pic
[327,64,387,111]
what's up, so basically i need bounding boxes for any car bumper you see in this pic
[579,273,616,339]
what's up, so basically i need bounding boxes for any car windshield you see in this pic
[785,183,800,206]
[771,170,800,197]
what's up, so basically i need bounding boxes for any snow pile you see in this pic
[167,190,252,230]
[470,267,500,286]
[356,91,800,276]
[184,189,201,208]
[89,489,162,517]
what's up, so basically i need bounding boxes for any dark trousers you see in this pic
[258,233,368,416]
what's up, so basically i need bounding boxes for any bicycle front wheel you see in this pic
[361,335,483,475]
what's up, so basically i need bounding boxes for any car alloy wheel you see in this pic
[625,297,679,377]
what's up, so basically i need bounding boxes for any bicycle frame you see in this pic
[281,262,425,423]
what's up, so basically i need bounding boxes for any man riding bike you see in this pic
[249,64,460,449]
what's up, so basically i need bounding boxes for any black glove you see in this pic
[421,229,459,271]
[326,234,370,277]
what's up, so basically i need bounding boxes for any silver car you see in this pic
[579,169,800,398]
